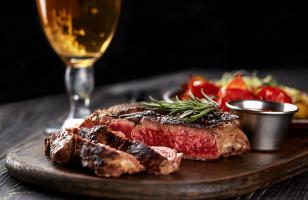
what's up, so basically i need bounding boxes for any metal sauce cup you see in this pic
[226,100,298,151]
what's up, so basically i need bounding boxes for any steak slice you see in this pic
[81,103,139,138]
[80,140,144,177]
[74,125,183,174]
[44,128,75,164]
[45,129,145,177]
[80,103,250,161]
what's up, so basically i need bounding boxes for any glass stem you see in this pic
[64,66,94,127]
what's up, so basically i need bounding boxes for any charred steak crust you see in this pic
[80,141,144,177]
[75,126,182,174]
[80,103,239,129]
[45,129,144,177]
[44,129,75,164]
[80,103,250,161]
[80,103,141,128]
[119,110,239,129]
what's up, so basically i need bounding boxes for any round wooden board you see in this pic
[5,135,308,200]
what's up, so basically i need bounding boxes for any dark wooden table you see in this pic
[1,69,308,200]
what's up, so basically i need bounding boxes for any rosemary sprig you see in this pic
[141,90,219,122]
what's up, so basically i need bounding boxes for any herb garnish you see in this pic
[141,90,219,123]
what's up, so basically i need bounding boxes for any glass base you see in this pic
[45,66,94,135]
[44,118,85,134]
[45,126,62,135]
[62,118,84,129]
[44,120,62,134]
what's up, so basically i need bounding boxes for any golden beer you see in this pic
[36,0,121,68]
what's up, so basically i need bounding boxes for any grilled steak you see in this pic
[45,125,182,176]
[76,125,182,174]
[45,129,75,164]
[80,103,140,138]
[45,129,145,177]
[80,103,250,160]
[80,141,144,177]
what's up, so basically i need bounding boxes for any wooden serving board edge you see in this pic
[5,141,308,200]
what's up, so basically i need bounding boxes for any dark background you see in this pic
[1,1,308,104]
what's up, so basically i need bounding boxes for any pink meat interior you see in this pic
[131,119,218,159]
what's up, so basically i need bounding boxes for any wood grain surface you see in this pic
[1,70,308,200]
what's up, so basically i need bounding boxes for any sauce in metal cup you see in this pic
[226,100,298,151]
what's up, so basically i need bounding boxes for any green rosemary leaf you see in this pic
[141,91,219,122]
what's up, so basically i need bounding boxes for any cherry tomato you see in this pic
[181,76,205,98]
[226,74,247,90]
[181,76,219,99]
[217,88,255,111]
[188,75,206,85]
[190,80,220,98]
[256,86,292,103]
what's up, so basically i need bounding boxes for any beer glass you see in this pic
[36,0,121,131]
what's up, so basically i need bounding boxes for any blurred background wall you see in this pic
[0,1,307,103]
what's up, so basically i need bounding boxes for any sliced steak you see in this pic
[81,103,139,138]
[80,140,144,177]
[45,129,144,177]
[80,103,250,161]
[74,125,182,174]
[44,129,76,164]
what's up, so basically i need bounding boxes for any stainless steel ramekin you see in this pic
[226,100,298,151]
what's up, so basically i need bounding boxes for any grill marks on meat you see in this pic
[44,129,76,164]
[45,129,144,177]
[80,141,144,177]
[73,126,182,174]
[81,104,139,138]
[45,126,182,176]
[80,103,250,161]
